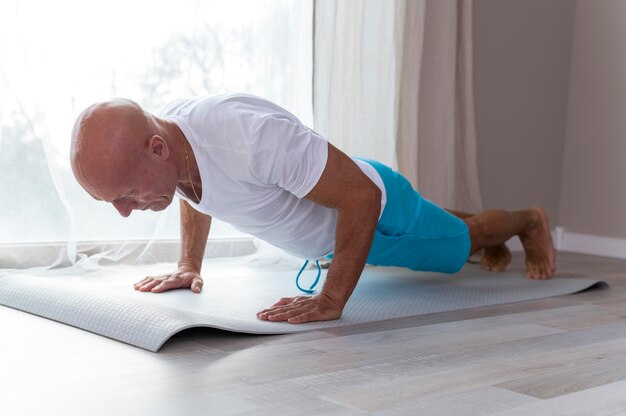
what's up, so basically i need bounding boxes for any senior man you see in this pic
[70,94,555,324]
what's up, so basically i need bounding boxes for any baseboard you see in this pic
[559,230,626,259]
[506,227,626,260]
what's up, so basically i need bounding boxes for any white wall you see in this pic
[473,0,575,222]
[559,0,626,239]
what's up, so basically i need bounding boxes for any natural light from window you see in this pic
[0,0,312,243]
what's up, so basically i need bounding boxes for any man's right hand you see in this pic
[133,265,204,294]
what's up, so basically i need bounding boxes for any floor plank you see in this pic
[498,354,626,399]
[489,379,626,416]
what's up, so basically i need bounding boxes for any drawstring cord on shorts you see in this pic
[295,259,321,294]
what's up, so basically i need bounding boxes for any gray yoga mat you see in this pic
[0,263,607,352]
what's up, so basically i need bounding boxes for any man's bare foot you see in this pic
[481,244,512,272]
[518,206,556,279]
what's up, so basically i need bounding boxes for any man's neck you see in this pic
[156,117,202,203]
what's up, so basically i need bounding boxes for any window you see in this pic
[0,0,313,244]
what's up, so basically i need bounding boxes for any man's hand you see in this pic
[256,293,343,324]
[133,265,204,293]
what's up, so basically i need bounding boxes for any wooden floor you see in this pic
[2,251,626,415]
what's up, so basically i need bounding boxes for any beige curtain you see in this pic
[314,0,483,213]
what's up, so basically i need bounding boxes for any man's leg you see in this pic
[446,209,512,273]
[452,206,555,279]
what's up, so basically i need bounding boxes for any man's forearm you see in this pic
[321,190,381,307]
[179,199,212,271]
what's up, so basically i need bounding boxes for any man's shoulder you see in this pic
[155,95,219,118]
[158,93,288,121]
[209,93,291,118]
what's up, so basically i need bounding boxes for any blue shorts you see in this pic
[361,159,471,273]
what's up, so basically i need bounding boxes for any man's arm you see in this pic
[178,199,212,275]
[257,143,381,323]
[134,199,212,293]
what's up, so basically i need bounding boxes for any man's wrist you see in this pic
[320,291,345,310]
[178,261,201,273]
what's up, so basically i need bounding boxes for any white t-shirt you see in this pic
[158,93,386,259]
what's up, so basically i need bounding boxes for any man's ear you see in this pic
[147,135,169,160]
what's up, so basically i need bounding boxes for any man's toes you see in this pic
[482,261,506,273]
[527,272,547,280]
[481,245,511,273]
[525,259,553,280]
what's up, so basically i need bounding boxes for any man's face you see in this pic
[71,99,178,218]
[74,147,177,218]
[108,169,175,218]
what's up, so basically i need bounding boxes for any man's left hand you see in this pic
[256,293,343,324]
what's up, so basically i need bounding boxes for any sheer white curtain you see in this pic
[0,0,313,269]
[314,0,405,168]
[314,0,483,212]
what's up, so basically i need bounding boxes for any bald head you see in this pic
[71,98,150,180]
[70,99,181,216]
